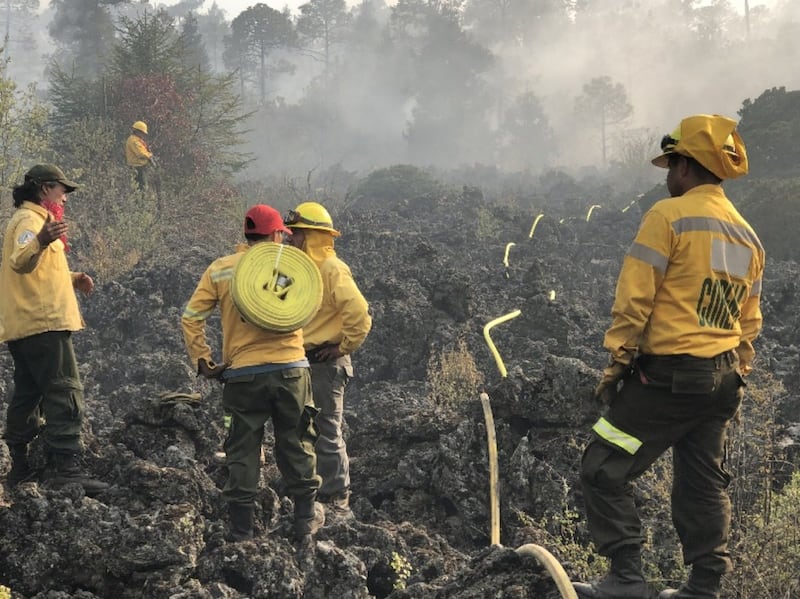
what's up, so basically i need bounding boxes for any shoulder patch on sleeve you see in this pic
[17,230,35,245]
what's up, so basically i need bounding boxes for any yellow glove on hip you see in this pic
[594,361,631,404]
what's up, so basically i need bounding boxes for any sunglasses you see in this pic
[284,210,330,227]
[660,134,679,151]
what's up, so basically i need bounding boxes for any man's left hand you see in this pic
[74,273,94,296]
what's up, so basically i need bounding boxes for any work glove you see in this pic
[198,358,228,380]
[593,360,630,405]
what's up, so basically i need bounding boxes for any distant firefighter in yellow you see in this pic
[125,121,156,190]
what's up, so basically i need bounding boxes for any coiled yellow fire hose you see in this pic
[231,243,323,332]
[482,310,576,599]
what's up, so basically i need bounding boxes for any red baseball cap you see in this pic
[244,204,291,236]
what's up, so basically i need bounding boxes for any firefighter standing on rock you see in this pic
[572,114,764,599]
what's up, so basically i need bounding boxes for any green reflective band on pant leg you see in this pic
[592,417,643,455]
[223,414,232,429]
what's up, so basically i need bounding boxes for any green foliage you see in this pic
[522,506,608,582]
[730,471,800,598]
[735,177,800,262]
[297,0,352,69]
[0,52,50,219]
[110,10,189,81]
[224,4,296,102]
[48,0,116,78]
[738,87,800,179]
[497,91,555,172]
[390,551,413,590]
[349,164,441,205]
[427,339,484,405]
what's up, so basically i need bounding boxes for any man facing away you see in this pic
[285,201,372,518]
[572,114,764,599]
[125,121,156,190]
[181,204,323,553]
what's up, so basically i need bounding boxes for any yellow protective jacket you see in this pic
[604,184,764,374]
[125,134,152,167]
[181,243,306,369]
[0,202,84,343]
[300,230,371,354]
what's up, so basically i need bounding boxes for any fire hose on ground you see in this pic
[482,310,577,599]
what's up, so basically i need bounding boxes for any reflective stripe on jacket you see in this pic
[604,184,764,374]
[0,202,84,343]
[300,229,372,355]
[181,243,306,369]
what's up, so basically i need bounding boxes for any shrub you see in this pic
[427,338,484,405]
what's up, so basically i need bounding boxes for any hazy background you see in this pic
[3,0,799,195]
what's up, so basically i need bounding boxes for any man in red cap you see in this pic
[573,115,764,599]
[181,204,323,557]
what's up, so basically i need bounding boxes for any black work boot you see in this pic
[46,452,109,496]
[659,567,721,598]
[6,444,36,486]
[327,488,354,521]
[573,545,654,598]
[226,503,254,542]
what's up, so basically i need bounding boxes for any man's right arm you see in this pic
[181,267,218,369]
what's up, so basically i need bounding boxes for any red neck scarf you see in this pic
[41,200,69,251]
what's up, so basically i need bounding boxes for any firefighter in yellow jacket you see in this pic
[1,164,108,495]
[125,121,155,190]
[285,202,372,518]
[181,204,323,548]
[573,115,764,599]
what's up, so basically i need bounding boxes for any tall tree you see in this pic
[223,4,296,103]
[48,0,118,78]
[180,11,210,72]
[574,75,632,167]
[463,0,570,47]
[197,2,230,72]
[497,91,554,172]
[296,0,352,73]
[392,0,494,166]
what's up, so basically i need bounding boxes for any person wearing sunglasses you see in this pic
[284,201,372,520]
[573,115,764,599]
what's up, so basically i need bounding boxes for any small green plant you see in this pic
[0,585,11,599]
[390,551,412,590]
[426,338,484,405]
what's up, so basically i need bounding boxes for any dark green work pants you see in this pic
[580,350,744,576]
[222,367,320,505]
[4,331,84,454]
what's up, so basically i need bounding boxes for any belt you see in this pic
[639,349,737,370]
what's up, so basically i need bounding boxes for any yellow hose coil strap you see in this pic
[231,243,323,332]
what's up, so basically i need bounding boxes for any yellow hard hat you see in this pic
[284,201,341,237]
[132,121,148,134]
[651,114,748,180]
